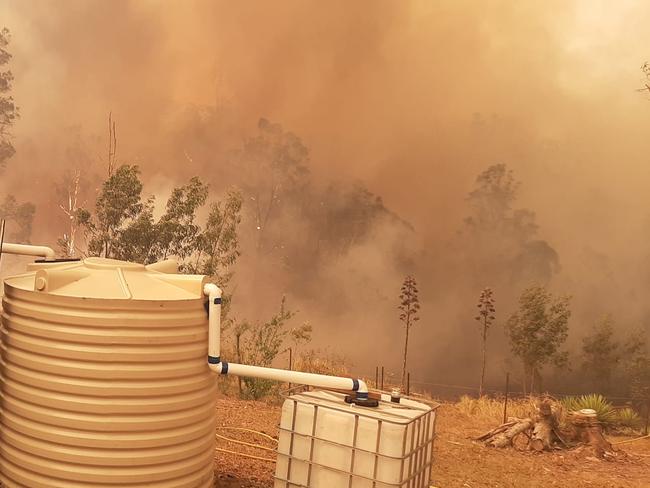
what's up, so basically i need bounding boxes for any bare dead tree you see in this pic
[58,169,82,257]
[638,62,650,96]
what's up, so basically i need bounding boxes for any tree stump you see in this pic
[530,400,556,451]
[569,409,614,458]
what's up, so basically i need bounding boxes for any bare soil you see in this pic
[435,403,650,488]
[213,397,650,488]
[214,397,280,488]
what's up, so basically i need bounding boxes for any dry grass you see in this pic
[456,394,538,422]
[293,348,349,377]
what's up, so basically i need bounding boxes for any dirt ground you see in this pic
[434,403,650,488]
[214,398,280,488]
[213,397,650,488]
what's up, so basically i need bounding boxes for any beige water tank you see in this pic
[0,258,216,488]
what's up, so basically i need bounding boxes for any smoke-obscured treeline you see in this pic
[1,1,650,398]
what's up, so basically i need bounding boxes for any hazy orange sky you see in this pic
[2,0,649,239]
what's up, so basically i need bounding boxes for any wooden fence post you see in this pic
[643,397,650,435]
[288,347,292,391]
[503,372,510,424]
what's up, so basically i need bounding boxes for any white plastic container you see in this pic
[274,390,438,488]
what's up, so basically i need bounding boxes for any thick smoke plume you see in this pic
[2,0,650,392]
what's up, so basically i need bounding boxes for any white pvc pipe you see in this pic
[203,283,222,363]
[1,242,56,260]
[209,362,368,397]
[203,283,368,398]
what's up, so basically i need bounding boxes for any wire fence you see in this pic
[364,365,647,403]
[364,365,650,434]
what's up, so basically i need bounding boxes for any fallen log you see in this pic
[486,418,534,448]
[476,417,534,448]
[475,420,518,442]
[476,398,558,451]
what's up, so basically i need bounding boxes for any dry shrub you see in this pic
[456,395,537,422]
[294,348,350,377]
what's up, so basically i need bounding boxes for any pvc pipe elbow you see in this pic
[208,363,224,374]
[203,283,221,297]
[43,247,56,259]
[1,243,56,260]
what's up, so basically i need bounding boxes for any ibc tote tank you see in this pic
[275,390,438,487]
[0,257,217,488]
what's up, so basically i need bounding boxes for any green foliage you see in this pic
[0,27,18,171]
[184,188,242,281]
[560,394,616,425]
[615,407,642,429]
[577,317,649,400]
[235,296,311,400]
[0,194,35,242]
[505,285,571,393]
[111,196,156,264]
[153,176,208,262]
[78,165,243,283]
[581,315,621,391]
[78,165,145,258]
[0,29,34,243]
[621,330,650,401]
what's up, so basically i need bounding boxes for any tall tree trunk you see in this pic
[479,322,487,397]
[401,318,410,391]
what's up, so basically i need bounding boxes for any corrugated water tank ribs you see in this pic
[0,257,216,488]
